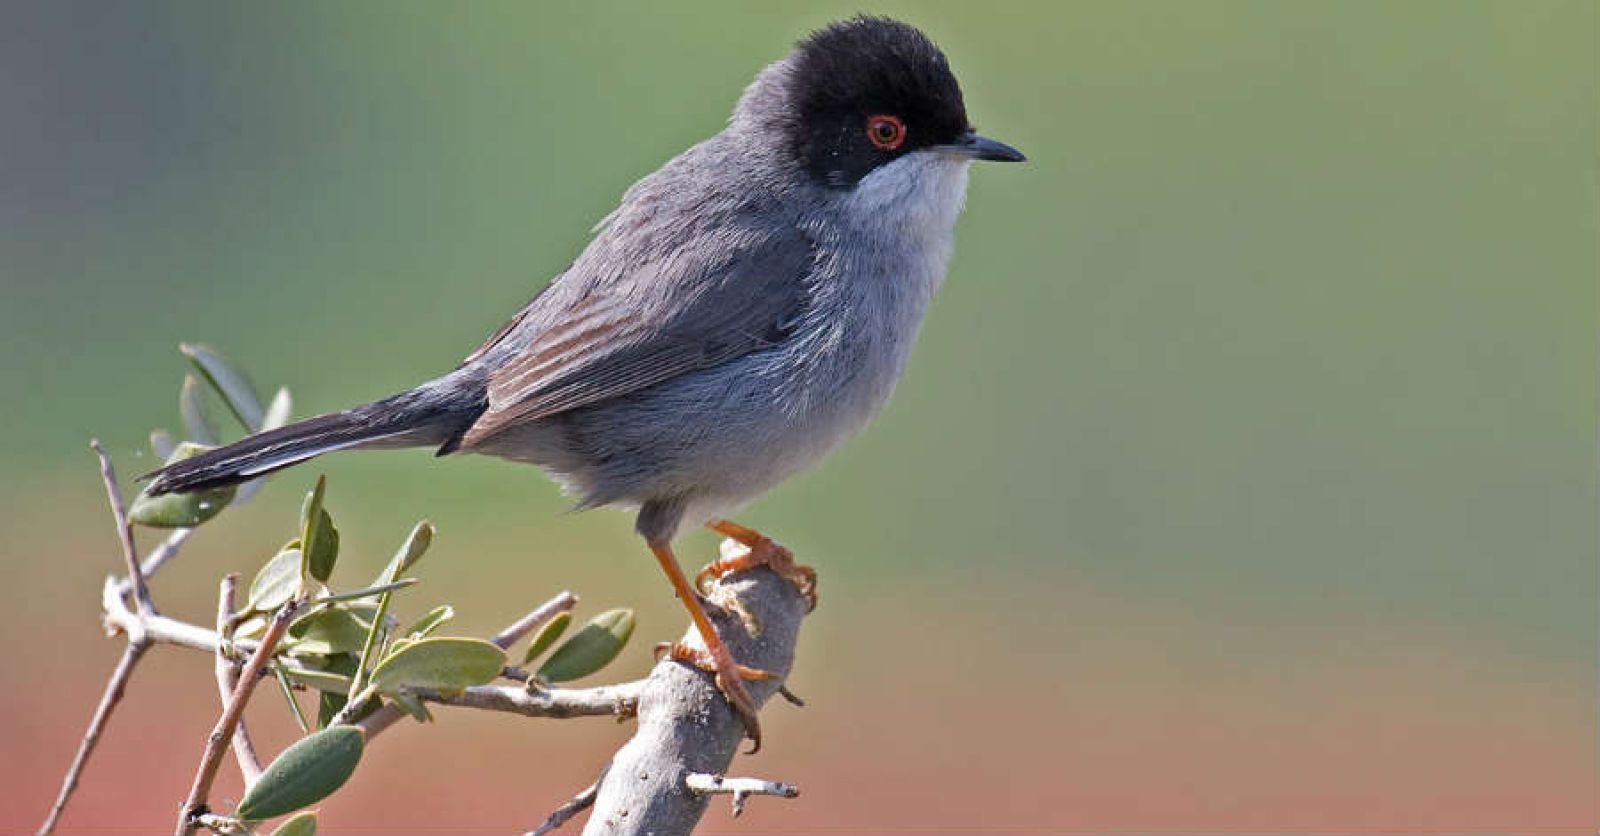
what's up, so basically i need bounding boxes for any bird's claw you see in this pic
[695,537,818,612]
[657,640,770,752]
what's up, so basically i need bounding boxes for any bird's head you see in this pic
[734,16,1025,191]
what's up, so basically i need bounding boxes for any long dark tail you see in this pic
[144,376,485,495]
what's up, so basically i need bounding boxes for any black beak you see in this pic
[935,131,1026,162]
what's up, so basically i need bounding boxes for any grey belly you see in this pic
[478,341,891,515]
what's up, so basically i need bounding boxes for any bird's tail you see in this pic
[144,379,484,495]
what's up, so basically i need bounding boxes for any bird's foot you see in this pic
[655,640,772,751]
[700,521,818,612]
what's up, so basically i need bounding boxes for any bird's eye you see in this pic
[865,114,906,151]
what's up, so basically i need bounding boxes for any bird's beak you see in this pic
[934,131,1026,163]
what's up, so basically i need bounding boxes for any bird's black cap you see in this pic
[782,16,1021,188]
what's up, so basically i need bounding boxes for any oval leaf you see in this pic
[181,342,265,431]
[128,485,234,528]
[369,637,505,694]
[404,605,454,640]
[537,609,635,683]
[262,386,294,431]
[289,606,374,656]
[268,811,318,836]
[378,521,433,584]
[149,429,178,461]
[282,665,355,694]
[300,478,338,583]
[522,611,571,664]
[389,690,434,723]
[236,725,364,821]
[128,442,236,528]
[250,548,304,612]
[179,373,219,445]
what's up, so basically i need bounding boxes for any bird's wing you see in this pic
[457,223,814,449]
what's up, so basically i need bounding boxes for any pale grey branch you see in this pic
[490,590,579,649]
[527,768,606,836]
[37,640,148,836]
[580,542,811,836]
[114,528,194,599]
[91,440,152,614]
[684,773,800,818]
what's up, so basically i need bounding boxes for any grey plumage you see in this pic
[147,16,1021,548]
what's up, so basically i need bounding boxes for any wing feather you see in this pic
[458,225,813,448]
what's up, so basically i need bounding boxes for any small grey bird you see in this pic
[148,15,1024,748]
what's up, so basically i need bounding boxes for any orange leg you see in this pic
[648,541,766,750]
[699,520,818,612]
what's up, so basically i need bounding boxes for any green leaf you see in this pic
[300,477,338,583]
[289,606,375,656]
[262,386,293,431]
[181,342,265,432]
[522,611,572,664]
[404,605,454,640]
[537,609,635,683]
[128,442,236,528]
[369,637,505,694]
[313,654,378,727]
[389,690,433,723]
[179,373,219,445]
[268,811,318,836]
[377,521,433,584]
[250,547,304,612]
[149,429,177,460]
[234,612,269,639]
[284,666,354,693]
[236,725,364,821]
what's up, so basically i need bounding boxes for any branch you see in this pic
[411,681,643,720]
[489,590,578,649]
[114,527,193,599]
[526,768,606,836]
[36,641,149,836]
[213,576,263,785]
[38,446,165,836]
[91,440,152,614]
[684,773,799,818]
[176,599,299,836]
[353,592,590,738]
[578,545,811,836]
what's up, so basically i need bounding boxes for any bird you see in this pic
[146,15,1024,750]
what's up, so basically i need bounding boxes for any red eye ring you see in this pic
[865,114,906,151]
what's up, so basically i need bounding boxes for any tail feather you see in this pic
[145,381,484,494]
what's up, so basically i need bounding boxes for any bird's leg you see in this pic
[654,642,774,682]
[647,540,766,751]
[699,519,818,612]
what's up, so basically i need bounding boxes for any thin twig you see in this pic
[115,528,193,598]
[95,588,640,734]
[684,773,800,818]
[37,641,149,836]
[527,766,607,836]
[411,682,643,720]
[213,576,262,785]
[176,599,299,836]
[91,440,152,614]
[489,590,578,649]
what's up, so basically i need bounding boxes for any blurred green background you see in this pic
[5,1,1594,832]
